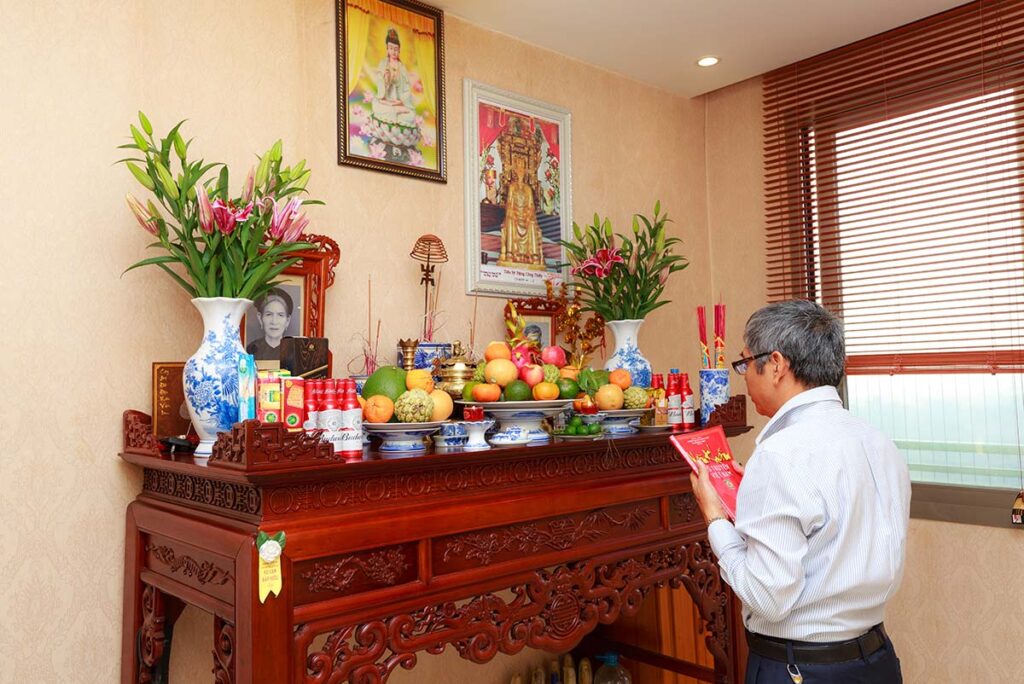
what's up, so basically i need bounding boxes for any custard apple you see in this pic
[623,386,650,410]
[394,388,434,422]
[473,360,487,382]
[542,363,560,384]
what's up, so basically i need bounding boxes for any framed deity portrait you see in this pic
[464,80,572,298]
[504,297,563,349]
[242,234,340,365]
[336,0,447,183]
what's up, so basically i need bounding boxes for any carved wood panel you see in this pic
[145,535,235,602]
[266,443,677,516]
[143,469,262,519]
[297,541,724,684]
[213,617,235,684]
[434,501,660,572]
[211,421,337,470]
[294,544,418,605]
[669,493,701,527]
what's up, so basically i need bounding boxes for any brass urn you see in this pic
[433,341,478,401]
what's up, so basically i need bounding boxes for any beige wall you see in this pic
[0,1,707,682]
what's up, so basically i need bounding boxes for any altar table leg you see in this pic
[213,616,236,683]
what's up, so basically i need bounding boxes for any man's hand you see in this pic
[689,460,729,524]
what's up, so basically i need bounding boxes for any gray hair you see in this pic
[743,300,845,387]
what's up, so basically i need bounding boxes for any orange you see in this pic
[594,384,625,410]
[559,366,581,381]
[484,358,518,387]
[608,369,632,389]
[531,381,560,401]
[471,382,501,402]
[428,389,454,421]
[357,395,366,410]
[573,392,595,412]
[405,368,435,393]
[484,341,512,361]
[363,395,395,423]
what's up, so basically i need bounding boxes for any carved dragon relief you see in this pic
[297,541,731,684]
[441,505,655,566]
[146,544,234,586]
[302,548,410,595]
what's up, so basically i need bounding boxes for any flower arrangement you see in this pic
[120,112,322,300]
[560,202,688,321]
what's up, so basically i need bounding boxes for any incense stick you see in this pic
[697,306,710,369]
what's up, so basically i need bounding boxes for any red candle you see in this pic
[463,405,484,421]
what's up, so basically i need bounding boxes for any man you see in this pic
[690,300,910,683]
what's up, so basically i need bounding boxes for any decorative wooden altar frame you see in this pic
[120,410,742,683]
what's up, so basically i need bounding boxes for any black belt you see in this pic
[746,624,887,665]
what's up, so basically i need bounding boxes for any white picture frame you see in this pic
[463,79,572,298]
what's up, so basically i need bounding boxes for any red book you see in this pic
[670,425,743,520]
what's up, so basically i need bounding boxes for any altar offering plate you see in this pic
[363,421,444,452]
[457,399,573,443]
[636,423,673,433]
[599,408,650,435]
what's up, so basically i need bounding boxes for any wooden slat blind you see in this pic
[764,0,1024,374]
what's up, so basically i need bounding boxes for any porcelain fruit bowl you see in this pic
[363,421,444,452]
[457,399,573,443]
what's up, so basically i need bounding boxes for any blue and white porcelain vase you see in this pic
[184,297,251,457]
[604,319,653,388]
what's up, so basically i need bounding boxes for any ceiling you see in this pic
[431,0,968,97]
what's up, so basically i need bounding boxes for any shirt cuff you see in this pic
[707,518,743,558]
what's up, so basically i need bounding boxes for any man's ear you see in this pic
[769,351,788,384]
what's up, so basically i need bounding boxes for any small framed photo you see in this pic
[465,79,572,298]
[337,0,447,182]
[152,362,189,438]
[504,297,563,348]
[243,234,340,363]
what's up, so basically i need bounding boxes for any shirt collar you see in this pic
[755,385,842,445]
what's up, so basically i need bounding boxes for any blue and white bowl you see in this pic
[363,421,443,452]
[600,408,649,435]
[489,424,531,446]
[433,422,468,447]
[465,400,574,444]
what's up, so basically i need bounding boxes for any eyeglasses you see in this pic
[732,351,773,375]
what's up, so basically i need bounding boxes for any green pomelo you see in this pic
[361,366,407,402]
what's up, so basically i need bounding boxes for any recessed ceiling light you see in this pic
[697,56,720,67]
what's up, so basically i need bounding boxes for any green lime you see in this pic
[557,378,580,400]
[504,379,532,402]
[565,425,578,435]
[570,415,583,427]
[588,423,602,435]
[461,381,480,402]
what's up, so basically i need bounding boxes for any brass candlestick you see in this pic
[398,338,420,371]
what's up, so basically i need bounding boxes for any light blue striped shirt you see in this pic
[708,385,910,642]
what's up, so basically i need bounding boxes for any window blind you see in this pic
[763,0,1024,375]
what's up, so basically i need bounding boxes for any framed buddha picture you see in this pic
[336,0,447,183]
[464,80,572,298]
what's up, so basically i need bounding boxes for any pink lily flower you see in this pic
[268,198,309,243]
[241,166,255,204]
[196,183,215,235]
[126,194,159,236]
[210,199,253,236]
[592,247,625,277]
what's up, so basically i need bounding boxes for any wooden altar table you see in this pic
[120,411,742,683]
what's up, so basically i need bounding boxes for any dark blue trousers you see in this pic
[745,635,902,683]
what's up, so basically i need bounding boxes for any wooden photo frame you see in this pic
[465,80,572,298]
[504,297,564,348]
[336,0,447,183]
[243,234,340,362]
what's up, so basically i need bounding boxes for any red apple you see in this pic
[519,363,545,387]
[541,345,567,368]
